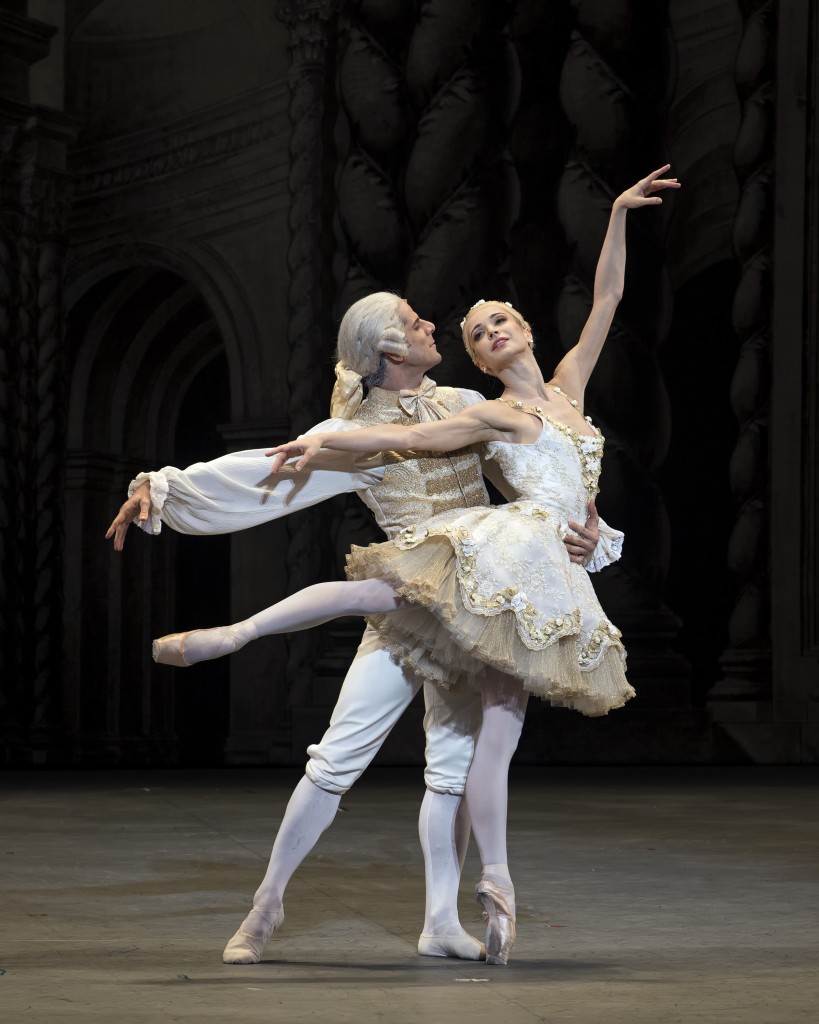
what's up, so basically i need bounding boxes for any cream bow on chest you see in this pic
[398,379,441,421]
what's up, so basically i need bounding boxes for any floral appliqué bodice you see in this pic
[483,405,604,524]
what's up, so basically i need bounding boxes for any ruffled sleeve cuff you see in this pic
[128,471,169,535]
[585,518,624,573]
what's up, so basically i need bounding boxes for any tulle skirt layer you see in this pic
[346,503,634,718]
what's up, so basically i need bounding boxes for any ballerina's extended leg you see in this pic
[152,579,400,666]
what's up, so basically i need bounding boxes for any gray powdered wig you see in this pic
[336,292,409,387]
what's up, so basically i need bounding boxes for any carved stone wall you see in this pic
[60,1,297,765]
[715,0,819,761]
[2,0,815,765]
[659,1,742,707]
[665,0,742,286]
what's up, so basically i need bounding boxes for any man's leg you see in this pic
[222,774,337,964]
[417,680,485,960]
[225,626,480,963]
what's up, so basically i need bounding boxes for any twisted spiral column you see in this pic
[277,0,336,701]
[712,0,775,703]
[0,114,72,756]
[32,189,69,734]
[334,0,413,313]
[15,130,40,728]
[557,0,687,694]
[0,126,22,736]
[335,0,521,363]
[403,0,520,346]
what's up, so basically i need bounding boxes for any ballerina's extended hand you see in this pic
[266,434,326,473]
[616,163,680,208]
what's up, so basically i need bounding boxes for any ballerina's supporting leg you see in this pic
[153,579,401,666]
[465,672,528,965]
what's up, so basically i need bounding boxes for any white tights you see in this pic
[249,775,473,942]
[252,775,340,908]
[465,673,528,881]
[177,579,400,663]
[418,789,471,935]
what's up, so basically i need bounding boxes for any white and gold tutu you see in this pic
[346,403,634,717]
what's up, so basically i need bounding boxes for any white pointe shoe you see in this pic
[418,932,486,960]
[222,906,284,964]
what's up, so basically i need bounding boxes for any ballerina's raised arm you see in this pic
[268,165,680,473]
[547,164,679,407]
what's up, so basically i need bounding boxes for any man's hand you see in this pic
[104,480,152,552]
[564,499,600,564]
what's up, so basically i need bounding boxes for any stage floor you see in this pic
[2,766,817,1024]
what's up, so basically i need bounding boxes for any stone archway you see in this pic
[64,265,230,764]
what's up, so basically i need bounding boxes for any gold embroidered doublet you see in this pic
[353,381,489,539]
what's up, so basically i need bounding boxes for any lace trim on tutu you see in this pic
[551,646,633,717]
[347,539,633,717]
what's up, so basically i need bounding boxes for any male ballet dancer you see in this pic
[107,292,621,964]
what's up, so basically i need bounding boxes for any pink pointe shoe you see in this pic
[476,876,516,966]
[222,906,284,965]
[151,631,202,667]
[152,623,256,667]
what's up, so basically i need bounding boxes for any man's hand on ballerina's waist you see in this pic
[565,499,600,564]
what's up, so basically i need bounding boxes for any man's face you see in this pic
[397,300,442,372]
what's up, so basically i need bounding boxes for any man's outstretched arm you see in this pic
[105,421,387,551]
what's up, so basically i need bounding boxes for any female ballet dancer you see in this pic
[154,165,680,963]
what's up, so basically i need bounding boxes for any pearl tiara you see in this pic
[460,299,514,329]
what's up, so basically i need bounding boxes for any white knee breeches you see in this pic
[305,626,479,795]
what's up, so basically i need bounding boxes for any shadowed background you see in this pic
[0,0,816,767]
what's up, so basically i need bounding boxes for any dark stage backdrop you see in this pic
[0,0,816,767]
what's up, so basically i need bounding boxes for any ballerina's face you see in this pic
[463,302,533,375]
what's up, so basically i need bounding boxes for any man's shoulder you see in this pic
[436,386,486,410]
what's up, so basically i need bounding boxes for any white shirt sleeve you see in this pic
[584,518,624,573]
[128,419,387,536]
